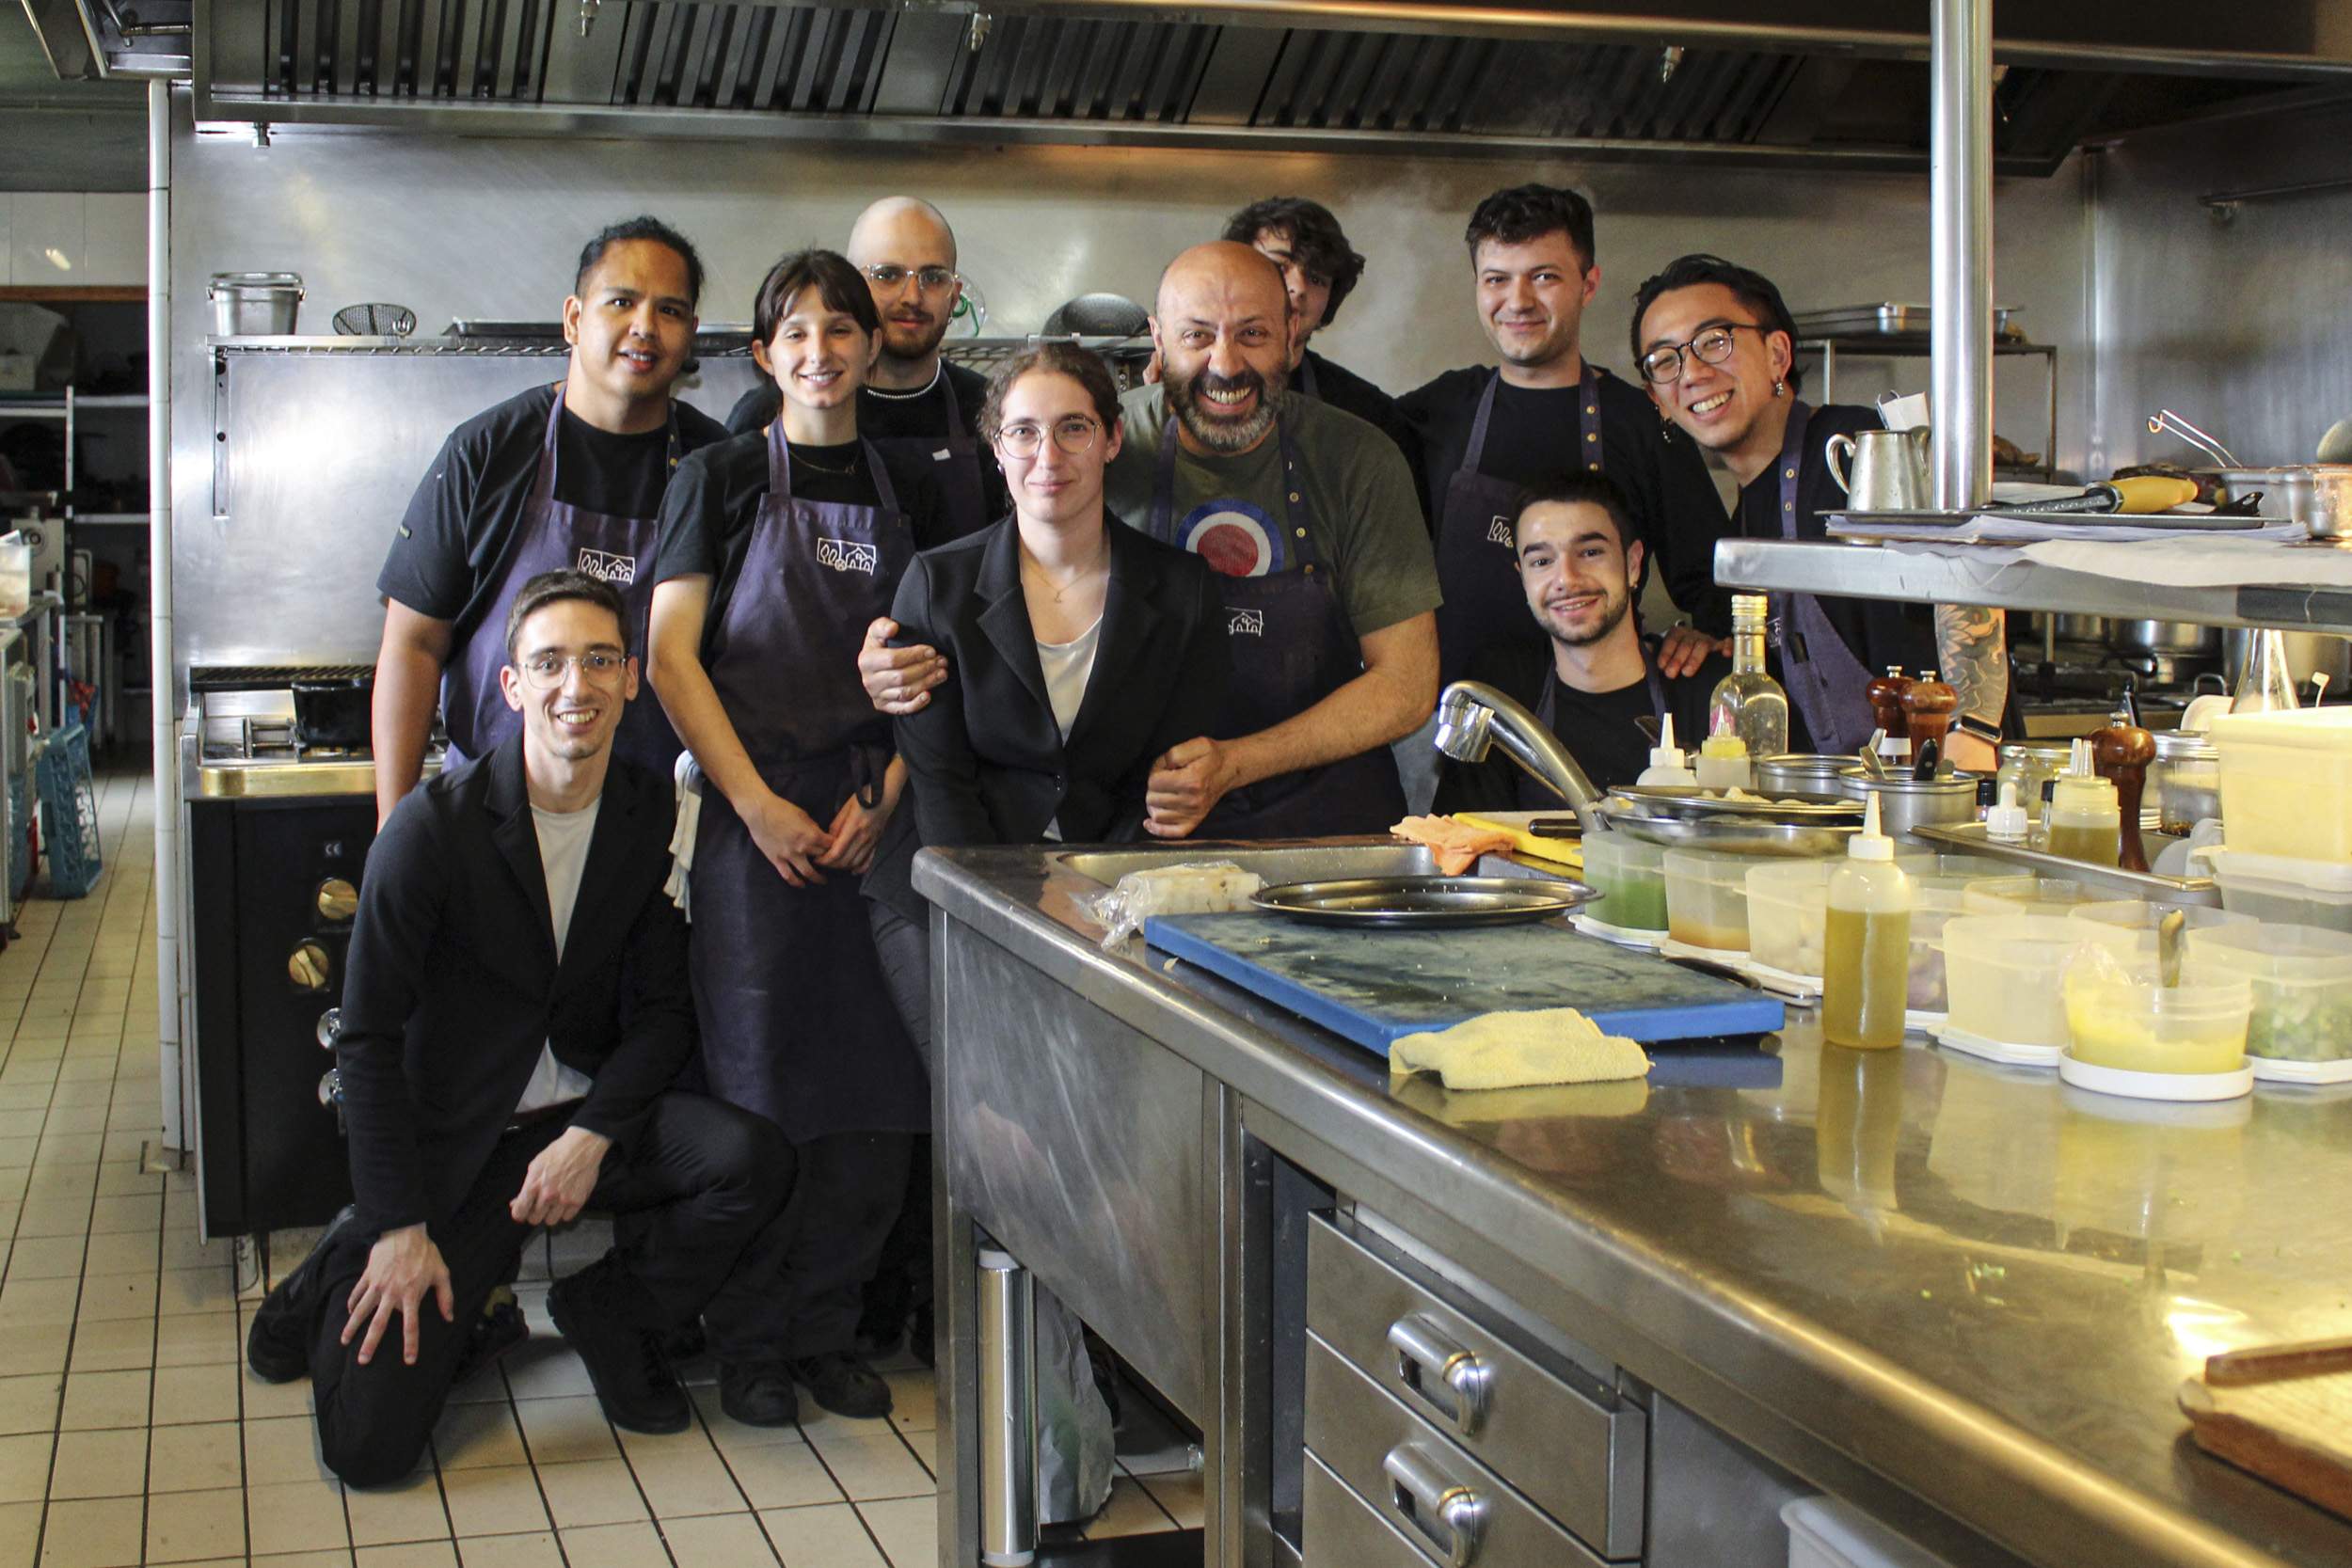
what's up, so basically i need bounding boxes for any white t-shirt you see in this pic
[1037,618,1104,844]
[513,797,601,1117]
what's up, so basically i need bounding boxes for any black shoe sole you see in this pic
[246,1207,360,1384]
[789,1365,894,1421]
[719,1381,801,1428]
[244,1316,308,1385]
[546,1282,691,1435]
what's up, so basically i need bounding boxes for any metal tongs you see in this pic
[2148,409,2240,468]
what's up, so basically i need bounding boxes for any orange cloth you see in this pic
[1391,815,1516,876]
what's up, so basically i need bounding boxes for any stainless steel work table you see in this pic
[914,840,2352,1568]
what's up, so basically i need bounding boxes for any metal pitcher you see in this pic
[1825,427,1932,511]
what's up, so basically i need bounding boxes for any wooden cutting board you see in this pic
[2178,1338,2352,1521]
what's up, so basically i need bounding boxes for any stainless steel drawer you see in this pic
[1307,1212,1644,1559]
[1307,1333,1609,1568]
[1303,1449,1450,1568]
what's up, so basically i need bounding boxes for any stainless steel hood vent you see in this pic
[186,2,2352,174]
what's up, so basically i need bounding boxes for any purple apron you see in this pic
[1433,365,1605,688]
[1768,404,1876,755]
[1517,649,1671,807]
[1148,414,1405,838]
[866,370,991,540]
[689,424,927,1142]
[443,387,682,780]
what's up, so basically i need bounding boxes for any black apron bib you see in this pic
[689,424,927,1141]
[866,369,990,540]
[1766,404,1876,755]
[1433,366,1604,689]
[444,388,682,779]
[1517,648,1672,808]
[1147,414,1404,838]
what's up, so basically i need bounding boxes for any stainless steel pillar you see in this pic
[1930,0,1994,510]
[977,1243,1039,1567]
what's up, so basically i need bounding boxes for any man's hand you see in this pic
[860,618,948,717]
[1656,624,1730,679]
[1145,736,1238,838]
[741,790,832,887]
[342,1223,453,1368]
[509,1126,612,1228]
[818,789,892,874]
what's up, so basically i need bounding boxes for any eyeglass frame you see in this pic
[1636,321,1775,386]
[515,648,630,689]
[862,262,960,293]
[993,415,1106,460]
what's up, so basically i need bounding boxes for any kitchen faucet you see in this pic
[1433,680,1606,832]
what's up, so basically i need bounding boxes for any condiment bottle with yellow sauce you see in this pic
[1822,793,1913,1050]
[2045,737,2122,867]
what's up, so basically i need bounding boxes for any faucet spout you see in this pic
[1434,680,1606,832]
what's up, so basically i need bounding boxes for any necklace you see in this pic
[1020,535,1109,603]
[865,360,945,401]
[790,444,858,477]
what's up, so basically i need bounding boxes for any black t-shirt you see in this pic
[1433,637,1738,811]
[1297,349,1426,517]
[651,430,947,657]
[1399,362,1722,605]
[376,383,732,634]
[725,359,1007,527]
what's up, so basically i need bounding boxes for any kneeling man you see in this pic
[247,569,800,1486]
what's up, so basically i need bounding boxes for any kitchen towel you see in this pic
[1390,1006,1651,1090]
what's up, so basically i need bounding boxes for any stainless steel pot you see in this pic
[2108,619,2221,657]
[1754,753,1854,796]
[1838,768,1984,842]
[208,272,305,336]
[2028,611,2109,646]
[2201,465,2352,541]
[2222,627,2352,692]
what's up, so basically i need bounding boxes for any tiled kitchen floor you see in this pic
[0,771,1203,1566]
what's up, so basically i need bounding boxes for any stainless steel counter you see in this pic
[914,840,2352,1568]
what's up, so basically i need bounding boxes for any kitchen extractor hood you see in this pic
[19,0,191,78]
[44,1,2349,173]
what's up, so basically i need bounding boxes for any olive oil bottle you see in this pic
[1822,794,1913,1051]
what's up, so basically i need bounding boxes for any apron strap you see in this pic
[861,437,902,516]
[934,371,976,459]
[1462,370,1502,473]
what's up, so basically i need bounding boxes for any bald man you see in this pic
[727,198,1001,537]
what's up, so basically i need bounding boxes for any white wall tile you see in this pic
[80,195,146,287]
[8,193,84,286]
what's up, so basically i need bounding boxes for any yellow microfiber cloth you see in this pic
[1389,1007,1651,1090]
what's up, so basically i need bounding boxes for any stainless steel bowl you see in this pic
[1838,768,1986,842]
[1592,805,1857,857]
[2201,465,2352,541]
[1754,754,1858,796]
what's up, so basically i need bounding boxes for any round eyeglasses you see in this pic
[863,264,959,293]
[995,416,1104,460]
[1638,323,1768,386]
[518,650,627,689]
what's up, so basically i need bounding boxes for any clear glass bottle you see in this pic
[1708,594,1790,765]
[2231,629,2301,714]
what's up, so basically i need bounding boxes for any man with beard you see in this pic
[1436,475,1726,809]
[859,242,1437,838]
[727,196,1002,538]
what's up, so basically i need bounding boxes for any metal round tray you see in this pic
[1609,784,1860,822]
[1593,806,1857,857]
[1249,875,1597,928]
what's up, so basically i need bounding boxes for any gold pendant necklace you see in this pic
[1022,537,1108,603]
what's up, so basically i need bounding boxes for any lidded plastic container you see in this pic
[1894,858,2010,1014]
[1662,846,1792,951]
[2067,899,2253,958]
[1744,859,1832,975]
[2205,847,2352,935]
[2185,921,2352,1068]
[2063,950,2251,1076]
[1961,876,2100,917]
[1941,913,2134,1049]
[1581,831,1669,932]
[2209,707,2352,863]
[0,531,30,620]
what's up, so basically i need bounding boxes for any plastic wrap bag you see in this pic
[1079,861,1265,949]
[1034,1286,1116,1524]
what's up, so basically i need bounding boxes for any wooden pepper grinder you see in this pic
[1867,668,1913,761]
[1900,670,1957,764]
[2090,717,2158,873]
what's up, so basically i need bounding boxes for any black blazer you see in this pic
[869,515,1228,918]
[336,732,694,1234]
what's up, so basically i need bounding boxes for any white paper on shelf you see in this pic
[2016,534,2352,588]
[1830,515,2305,546]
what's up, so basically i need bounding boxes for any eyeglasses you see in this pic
[996,416,1103,459]
[1637,323,1768,386]
[518,649,628,689]
[863,263,958,293]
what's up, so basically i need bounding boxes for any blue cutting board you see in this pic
[1145,911,1782,1052]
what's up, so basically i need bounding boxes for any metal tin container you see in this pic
[1755,753,1856,796]
[208,272,305,336]
[1838,767,1984,842]
[2201,465,2352,541]
[2150,729,2222,833]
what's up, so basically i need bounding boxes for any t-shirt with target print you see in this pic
[1104,384,1440,641]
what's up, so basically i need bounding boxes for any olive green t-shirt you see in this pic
[1105,386,1441,638]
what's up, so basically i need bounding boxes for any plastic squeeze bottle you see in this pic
[2045,737,2122,867]
[1822,793,1913,1051]
[1695,733,1754,792]
[1636,714,1698,786]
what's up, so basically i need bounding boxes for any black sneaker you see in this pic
[719,1360,801,1427]
[547,1256,690,1434]
[450,1289,530,1386]
[789,1352,893,1419]
[246,1205,358,1384]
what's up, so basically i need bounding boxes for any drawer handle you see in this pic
[1389,1314,1493,1437]
[1383,1443,1486,1567]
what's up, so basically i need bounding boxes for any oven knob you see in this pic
[315,877,359,924]
[317,1068,342,1107]
[316,1007,342,1049]
[288,941,331,991]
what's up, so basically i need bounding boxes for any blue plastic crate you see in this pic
[35,722,101,899]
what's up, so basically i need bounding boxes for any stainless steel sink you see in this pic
[1054,841,1558,887]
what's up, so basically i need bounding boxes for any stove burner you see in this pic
[199,713,374,765]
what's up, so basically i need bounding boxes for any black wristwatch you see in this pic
[1953,711,2004,748]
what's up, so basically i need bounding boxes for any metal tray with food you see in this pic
[1906,821,2220,904]
[1249,875,1597,928]
[1606,784,1859,821]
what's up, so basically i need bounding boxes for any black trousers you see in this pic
[771,1129,912,1358]
[865,903,935,1326]
[309,1091,793,1487]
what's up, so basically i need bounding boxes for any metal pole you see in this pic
[1930,0,1994,510]
[977,1243,1039,1567]
[146,80,183,1149]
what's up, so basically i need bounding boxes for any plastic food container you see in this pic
[1900,863,2010,1013]
[1941,913,2134,1049]
[2185,922,2352,1068]
[0,532,29,620]
[1744,860,1832,976]
[2210,707,2352,863]
[1961,876,2100,917]
[2063,957,2250,1075]
[1581,831,1668,932]
[2205,847,2352,935]
[1663,847,1791,951]
[2067,899,2253,958]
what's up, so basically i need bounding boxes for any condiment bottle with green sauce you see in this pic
[2045,737,2122,866]
[1823,793,1913,1051]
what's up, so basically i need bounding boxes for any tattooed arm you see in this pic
[1935,603,2009,771]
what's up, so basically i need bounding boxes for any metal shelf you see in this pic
[1714,537,2352,635]
[70,514,149,527]
[0,393,150,415]
[1794,336,2058,480]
